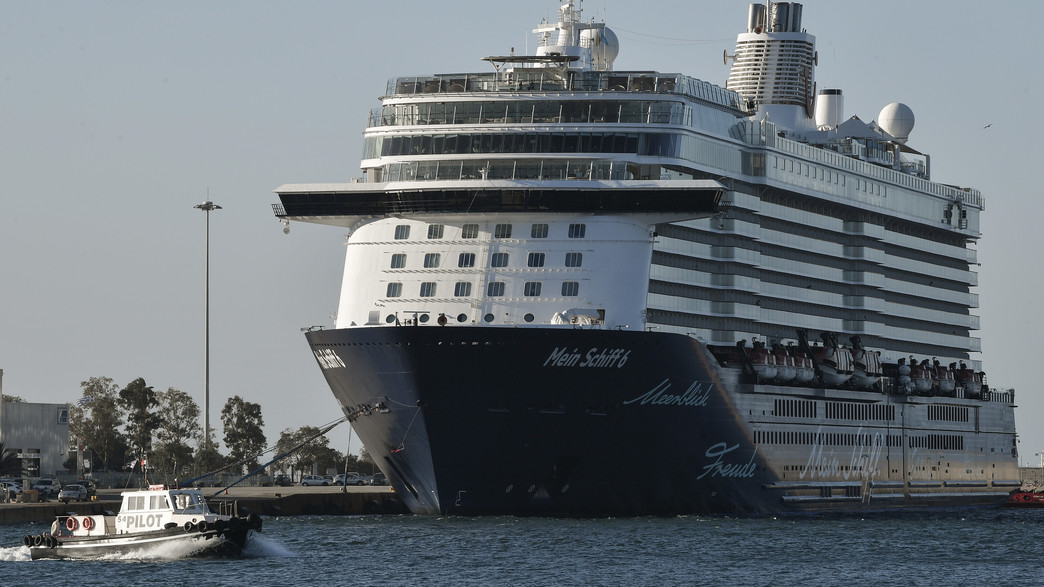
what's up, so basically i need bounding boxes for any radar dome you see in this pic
[581,26,620,70]
[878,102,915,143]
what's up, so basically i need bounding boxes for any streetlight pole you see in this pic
[194,200,221,451]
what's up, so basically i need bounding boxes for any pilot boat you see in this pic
[23,485,261,560]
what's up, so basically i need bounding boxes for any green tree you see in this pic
[0,442,21,477]
[276,426,342,479]
[2,394,25,402]
[119,377,161,465]
[190,429,224,480]
[151,387,201,481]
[220,395,266,472]
[357,447,377,474]
[68,376,127,471]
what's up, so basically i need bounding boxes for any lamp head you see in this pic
[194,201,222,212]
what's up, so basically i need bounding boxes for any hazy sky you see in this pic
[3,1,1043,465]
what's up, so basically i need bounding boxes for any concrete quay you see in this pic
[0,485,408,525]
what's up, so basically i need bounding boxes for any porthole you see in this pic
[457,313,467,323]
[419,314,430,323]
[385,315,396,324]
[484,313,495,323]
[524,313,535,323]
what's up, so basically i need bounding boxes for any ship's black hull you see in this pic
[307,326,1011,516]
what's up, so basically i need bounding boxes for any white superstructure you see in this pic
[274,0,1016,516]
[278,1,982,373]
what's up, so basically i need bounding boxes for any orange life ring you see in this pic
[82,517,95,531]
[66,517,79,531]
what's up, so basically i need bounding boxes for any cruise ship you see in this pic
[273,1,1019,515]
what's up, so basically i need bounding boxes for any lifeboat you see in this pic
[811,332,853,386]
[771,342,796,383]
[848,336,882,390]
[956,361,982,395]
[908,358,933,395]
[932,360,956,396]
[897,357,912,392]
[745,338,777,381]
[790,347,816,384]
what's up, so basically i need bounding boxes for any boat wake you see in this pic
[93,531,294,560]
[0,545,31,562]
[243,532,295,557]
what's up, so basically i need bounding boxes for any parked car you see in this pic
[370,473,388,486]
[58,484,88,503]
[300,474,329,486]
[333,473,367,486]
[1,481,23,495]
[33,478,62,496]
[78,480,97,496]
[273,474,292,486]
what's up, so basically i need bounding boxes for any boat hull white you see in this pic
[26,514,261,560]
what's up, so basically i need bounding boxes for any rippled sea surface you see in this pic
[3,509,1043,585]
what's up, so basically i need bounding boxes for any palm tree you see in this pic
[0,442,21,477]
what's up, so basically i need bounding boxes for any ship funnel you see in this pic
[815,89,843,129]
[727,3,817,129]
[747,4,766,32]
[769,2,803,32]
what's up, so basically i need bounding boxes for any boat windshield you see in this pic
[171,491,209,514]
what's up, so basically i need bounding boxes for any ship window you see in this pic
[568,223,586,238]
[564,252,583,267]
[562,281,579,296]
[385,314,396,323]
[458,253,476,268]
[524,313,535,323]
[494,224,512,238]
[419,282,437,297]
[524,282,542,296]
[453,282,472,297]
[531,223,549,238]
[423,253,441,268]
[390,254,406,269]
[457,313,467,323]
[427,224,444,239]
[484,313,495,322]
[527,253,545,267]
[487,282,505,297]
[462,224,479,239]
[394,225,410,240]
[491,253,509,267]
[386,283,403,297]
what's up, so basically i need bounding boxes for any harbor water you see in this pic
[2,509,1042,585]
